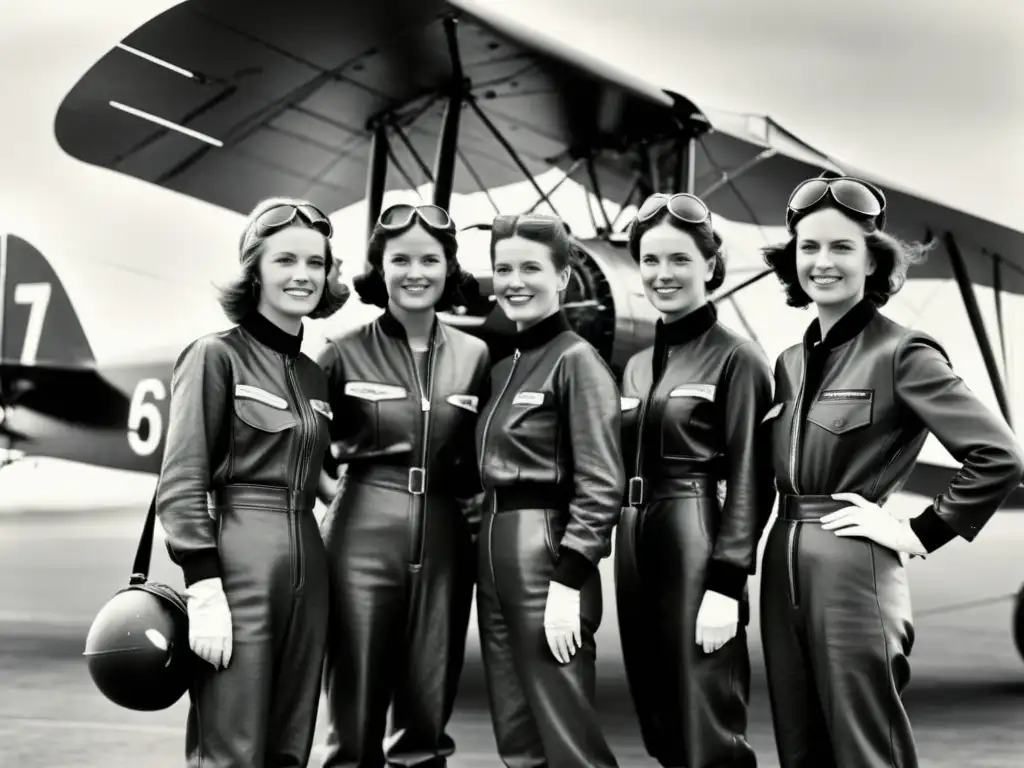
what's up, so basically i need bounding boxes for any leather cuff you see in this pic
[704,559,748,601]
[551,546,596,590]
[179,550,221,588]
[909,504,958,553]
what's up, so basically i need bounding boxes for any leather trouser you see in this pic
[320,468,475,768]
[477,500,618,768]
[760,495,916,768]
[614,477,756,768]
[185,484,329,768]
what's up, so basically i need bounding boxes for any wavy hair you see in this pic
[217,196,348,323]
[763,203,931,308]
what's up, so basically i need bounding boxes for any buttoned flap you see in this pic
[233,384,298,433]
[620,396,641,412]
[343,381,408,402]
[668,383,716,401]
[447,394,479,413]
[807,389,874,435]
[309,399,333,420]
[761,401,784,425]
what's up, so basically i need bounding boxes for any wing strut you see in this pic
[432,16,465,210]
[944,231,1013,427]
[366,123,389,235]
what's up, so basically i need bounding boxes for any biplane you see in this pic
[3,0,1023,658]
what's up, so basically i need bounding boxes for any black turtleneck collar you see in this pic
[378,308,439,344]
[803,297,877,353]
[651,301,716,381]
[514,310,572,351]
[241,311,303,358]
[656,301,717,347]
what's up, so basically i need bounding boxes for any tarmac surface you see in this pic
[2,499,1023,767]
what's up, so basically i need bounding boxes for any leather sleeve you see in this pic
[897,334,1024,552]
[450,346,491,531]
[705,342,776,600]
[155,337,231,587]
[314,340,349,443]
[552,343,626,588]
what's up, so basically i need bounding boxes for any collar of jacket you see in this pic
[377,308,445,348]
[241,311,303,358]
[652,301,717,381]
[513,310,572,352]
[803,297,878,352]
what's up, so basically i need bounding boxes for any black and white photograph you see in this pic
[1,1,1022,766]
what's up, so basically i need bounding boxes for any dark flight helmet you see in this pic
[83,582,194,711]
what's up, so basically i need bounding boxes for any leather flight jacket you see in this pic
[769,298,1024,553]
[316,309,491,522]
[156,311,333,586]
[620,301,776,600]
[476,311,626,589]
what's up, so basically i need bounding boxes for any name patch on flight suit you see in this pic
[447,394,479,413]
[818,389,873,401]
[512,391,545,406]
[343,381,408,402]
[620,397,640,412]
[310,399,334,419]
[234,384,288,410]
[668,384,716,401]
[762,402,784,423]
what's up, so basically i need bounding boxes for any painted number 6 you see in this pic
[128,378,166,457]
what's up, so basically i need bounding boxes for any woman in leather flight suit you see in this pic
[156,197,348,767]
[476,213,625,768]
[316,204,490,768]
[760,176,1024,768]
[616,193,774,768]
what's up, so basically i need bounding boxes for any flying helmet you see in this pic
[83,494,195,711]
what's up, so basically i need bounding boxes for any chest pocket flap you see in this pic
[807,389,874,435]
[344,381,407,402]
[234,384,297,433]
[668,383,716,401]
[620,396,641,412]
[310,399,333,420]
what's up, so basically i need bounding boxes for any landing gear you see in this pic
[1014,584,1024,664]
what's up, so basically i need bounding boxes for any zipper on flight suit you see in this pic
[477,349,521,603]
[400,335,437,566]
[286,358,317,591]
[629,351,670,509]
[785,350,809,608]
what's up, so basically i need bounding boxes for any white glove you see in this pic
[695,590,739,654]
[543,581,581,664]
[186,577,233,669]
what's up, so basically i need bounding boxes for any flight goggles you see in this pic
[786,176,887,232]
[635,193,712,227]
[253,203,333,239]
[378,203,453,231]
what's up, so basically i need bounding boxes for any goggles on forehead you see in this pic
[786,176,887,233]
[634,193,712,228]
[252,203,333,240]
[378,203,453,231]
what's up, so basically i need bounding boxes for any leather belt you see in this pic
[627,474,717,506]
[777,494,847,522]
[210,484,316,513]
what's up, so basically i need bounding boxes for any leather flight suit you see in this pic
[761,299,1024,768]
[316,310,490,768]
[475,311,625,768]
[616,302,773,768]
[156,311,333,768]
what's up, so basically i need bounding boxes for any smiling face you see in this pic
[637,221,714,321]
[492,236,570,329]
[380,223,448,313]
[255,226,327,328]
[794,207,875,313]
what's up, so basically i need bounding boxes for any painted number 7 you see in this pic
[13,282,52,365]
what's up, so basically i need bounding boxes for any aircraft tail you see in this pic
[1,234,94,368]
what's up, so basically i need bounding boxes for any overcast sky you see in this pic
[474,0,1024,230]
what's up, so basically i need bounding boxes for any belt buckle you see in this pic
[627,476,644,506]
[408,467,426,495]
